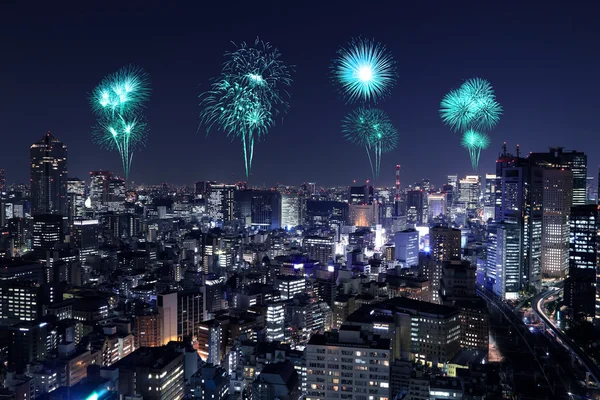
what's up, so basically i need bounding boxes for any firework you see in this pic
[200,39,293,178]
[440,77,502,132]
[90,65,151,179]
[332,37,397,104]
[461,129,489,169]
[342,107,398,179]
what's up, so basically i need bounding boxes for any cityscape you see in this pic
[2,2,600,400]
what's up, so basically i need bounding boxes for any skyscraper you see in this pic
[281,193,301,228]
[394,229,419,268]
[66,178,86,221]
[30,132,68,216]
[303,236,334,265]
[406,190,425,226]
[458,175,480,213]
[32,214,64,261]
[541,168,573,278]
[565,204,597,320]
[207,184,236,223]
[487,221,521,299]
[429,226,461,303]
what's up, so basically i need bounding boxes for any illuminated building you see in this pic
[428,193,447,219]
[8,321,48,372]
[266,302,285,342]
[406,189,426,226]
[458,175,480,214]
[345,297,461,366]
[71,219,99,260]
[234,190,282,229]
[66,178,86,220]
[565,204,597,320]
[116,345,185,400]
[197,320,222,365]
[349,203,376,227]
[487,221,521,299]
[305,326,390,400]
[252,361,299,400]
[541,168,573,278]
[89,170,113,208]
[30,132,68,216]
[277,275,305,300]
[207,184,236,223]
[281,193,302,228]
[157,292,178,345]
[32,214,64,261]
[394,229,419,268]
[303,236,334,265]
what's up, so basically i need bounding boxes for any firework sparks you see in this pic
[199,38,293,178]
[332,37,397,104]
[90,65,151,179]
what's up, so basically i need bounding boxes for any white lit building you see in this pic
[266,302,285,342]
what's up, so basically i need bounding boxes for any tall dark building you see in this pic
[32,214,64,260]
[235,190,282,229]
[529,147,587,206]
[30,132,68,216]
[406,190,425,226]
[0,169,5,192]
[565,204,597,320]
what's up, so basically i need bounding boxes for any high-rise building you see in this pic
[89,170,112,208]
[406,190,426,226]
[439,259,489,351]
[303,236,334,265]
[530,147,587,206]
[71,219,99,260]
[207,184,236,223]
[134,312,161,348]
[458,175,480,213]
[177,289,204,342]
[394,229,419,268]
[429,226,461,303]
[486,221,521,299]
[276,275,305,300]
[30,132,68,216]
[565,204,597,320]
[190,364,230,400]
[587,176,597,203]
[197,320,222,365]
[305,326,390,400]
[266,302,284,342]
[66,178,86,221]
[349,185,369,204]
[32,214,64,261]
[234,190,282,229]
[428,193,447,219]
[541,168,573,278]
[157,292,178,345]
[281,193,301,228]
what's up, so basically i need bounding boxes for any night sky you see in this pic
[2,1,599,188]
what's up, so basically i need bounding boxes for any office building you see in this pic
[428,193,447,219]
[32,214,64,260]
[305,326,390,400]
[303,236,334,265]
[349,185,370,204]
[565,204,597,320]
[277,275,306,300]
[266,302,285,342]
[458,175,480,213]
[406,189,426,226]
[158,292,178,345]
[66,178,86,220]
[281,193,302,228]
[89,170,113,207]
[30,132,68,216]
[134,312,161,348]
[116,346,185,400]
[235,190,282,229]
[0,169,5,192]
[541,168,573,278]
[529,147,587,206]
[486,221,521,299]
[71,219,99,260]
[8,321,48,372]
[207,184,236,223]
[345,297,461,366]
[429,226,461,303]
[178,289,204,342]
[349,203,377,227]
[394,229,419,268]
[197,320,222,365]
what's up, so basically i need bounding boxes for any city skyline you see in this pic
[2,1,600,186]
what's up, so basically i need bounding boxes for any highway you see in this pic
[532,287,600,387]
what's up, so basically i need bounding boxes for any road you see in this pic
[532,287,600,387]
